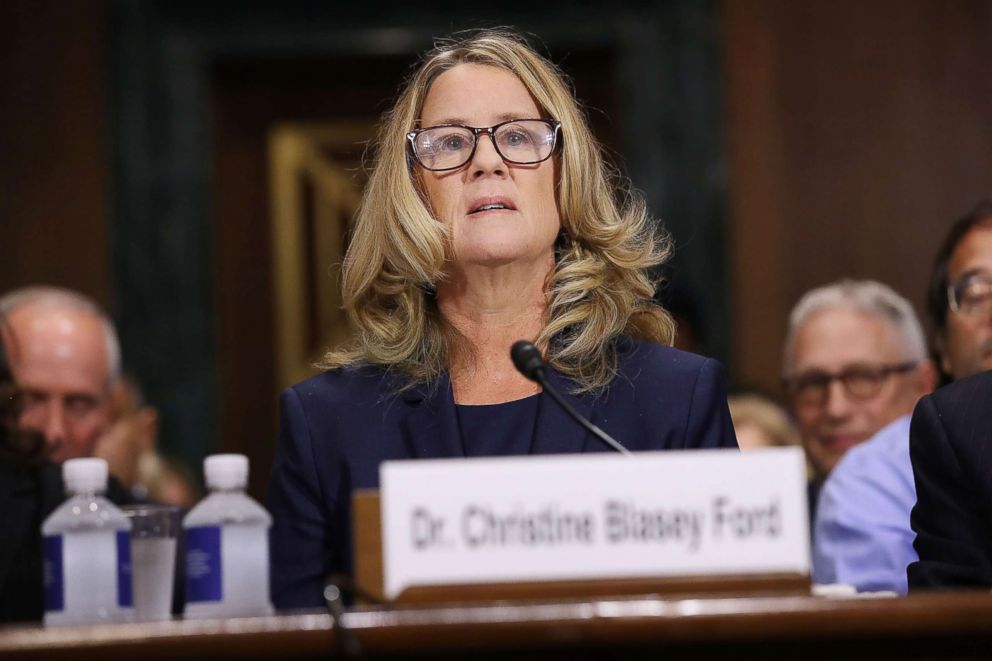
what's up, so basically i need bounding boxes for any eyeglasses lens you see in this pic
[842,371,885,398]
[951,274,992,316]
[790,368,888,405]
[493,121,556,163]
[413,127,474,171]
[412,120,556,171]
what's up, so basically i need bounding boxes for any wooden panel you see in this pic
[353,489,383,603]
[209,55,411,497]
[723,0,992,394]
[0,0,110,306]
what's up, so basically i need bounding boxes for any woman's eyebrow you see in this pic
[423,112,536,127]
[424,117,467,127]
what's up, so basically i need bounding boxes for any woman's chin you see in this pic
[454,243,551,272]
[458,252,526,269]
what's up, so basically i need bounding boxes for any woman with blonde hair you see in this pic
[268,29,737,607]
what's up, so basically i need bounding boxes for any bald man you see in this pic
[0,287,120,463]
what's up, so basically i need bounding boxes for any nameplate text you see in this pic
[380,448,809,599]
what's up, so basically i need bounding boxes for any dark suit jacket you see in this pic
[0,462,63,622]
[908,369,992,589]
[0,463,135,622]
[267,339,739,608]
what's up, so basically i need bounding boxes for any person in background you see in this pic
[813,202,992,594]
[909,200,992,588]
[139,452,200,510]
[780,279,936,522]
[91,372,200,509]
[812,203,992,593]
[0,286,119,464]
[0,323,61,622]
[267,29,738,609]
[728,392,800,451]
[925,200,992,384]
[0,312,137,622]
[95,374,159,498]
[809,301,936,590]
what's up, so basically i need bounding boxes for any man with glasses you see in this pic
[781,280,936,592]
[909,200,992,588]
[926,200,992,384]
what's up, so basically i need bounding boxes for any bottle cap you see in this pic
[204,453,249,490]
[63,458,108,494]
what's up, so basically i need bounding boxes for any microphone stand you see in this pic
[511,340,632,456]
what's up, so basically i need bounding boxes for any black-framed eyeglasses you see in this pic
[783,361,919,407]
[407,119,562,172]
[948,271,992,317]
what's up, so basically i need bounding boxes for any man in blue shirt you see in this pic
[813,416,916,592]
[781,280,935,525]
[812,201,992,593]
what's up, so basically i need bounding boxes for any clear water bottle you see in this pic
[183,454,273,618]
[42,458,134,626]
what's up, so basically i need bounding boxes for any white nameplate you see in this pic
[380,448,809,599]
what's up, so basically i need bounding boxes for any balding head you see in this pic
[1,287,119,462]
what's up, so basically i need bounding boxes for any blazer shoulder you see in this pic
[925,370,992,447]
[931,369,992,408]
[613,338,735,450]
[616,337,716,382]
[287,364,397,405]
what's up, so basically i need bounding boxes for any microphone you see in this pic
[510,340,631,456]
[510,340,546,381]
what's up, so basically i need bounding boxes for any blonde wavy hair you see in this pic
[322,29,674,392]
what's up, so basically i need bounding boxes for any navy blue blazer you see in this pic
[909,369,992,589]
[267,339,738,608]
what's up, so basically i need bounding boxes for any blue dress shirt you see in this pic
[812,415,916,594]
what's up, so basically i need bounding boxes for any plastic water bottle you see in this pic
[183,454,273,618]
[42,458,134,626]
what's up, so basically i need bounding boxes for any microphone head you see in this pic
[511,340,545,382]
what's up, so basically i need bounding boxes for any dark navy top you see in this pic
[456,394,540,457]
[268,338,739,609]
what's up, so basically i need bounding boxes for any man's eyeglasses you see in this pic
[407,119,561,172]
[948,272,992,317]
[783,361,918,407]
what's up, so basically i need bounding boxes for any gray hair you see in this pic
[782,279,927,376]
[0,286,122,383]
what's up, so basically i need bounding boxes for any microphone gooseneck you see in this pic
[510,340,631,456]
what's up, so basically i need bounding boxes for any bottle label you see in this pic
[43,535,64,612]
[116,530,134,608]
[186,526,223,603]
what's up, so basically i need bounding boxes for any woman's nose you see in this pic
[469,132,507,177]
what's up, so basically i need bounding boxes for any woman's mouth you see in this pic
[468,197,517,215]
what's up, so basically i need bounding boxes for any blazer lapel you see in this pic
[400,373,465,459]
[531,368,596,455]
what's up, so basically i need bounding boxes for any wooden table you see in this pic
[3,591,992,659]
